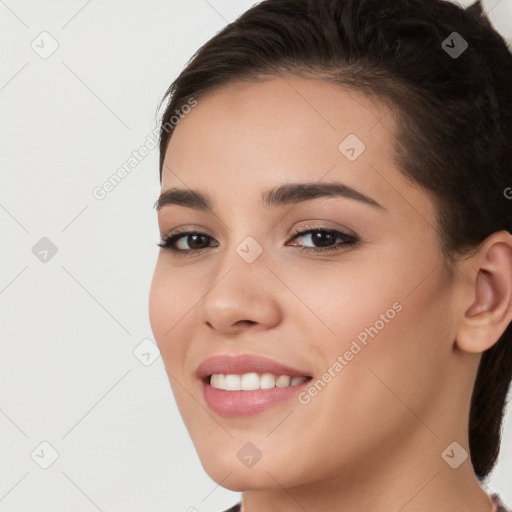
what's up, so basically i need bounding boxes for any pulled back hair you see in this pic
[156,0,512,480]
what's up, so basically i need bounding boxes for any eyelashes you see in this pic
[157,226,359,257]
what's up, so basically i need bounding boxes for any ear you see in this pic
[455,230,512,354]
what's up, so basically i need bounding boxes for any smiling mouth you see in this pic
[205,372,313,391]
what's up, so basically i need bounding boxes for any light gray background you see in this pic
[1,1,511,511]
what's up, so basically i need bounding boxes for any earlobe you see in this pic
[456,232,512,354]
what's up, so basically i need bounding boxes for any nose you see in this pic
[200,252,282,334]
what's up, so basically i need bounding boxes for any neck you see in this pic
[239,426,495,512]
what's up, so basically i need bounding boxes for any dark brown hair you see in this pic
[156,0,512,480]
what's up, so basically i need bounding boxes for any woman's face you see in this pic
[149,76,466,490]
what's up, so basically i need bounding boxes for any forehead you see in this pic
[160,76,433,223]
[165,76,393,166]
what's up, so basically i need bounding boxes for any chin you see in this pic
[198,448,306,491]
[203,465,280,492]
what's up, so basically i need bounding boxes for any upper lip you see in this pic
[196,353,312,381]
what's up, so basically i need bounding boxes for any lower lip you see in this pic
[201,378,312,417]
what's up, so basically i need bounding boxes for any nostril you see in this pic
[236,320,257,327]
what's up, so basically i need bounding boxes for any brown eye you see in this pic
[157,231,218,256]
[157,227,358,256]
[288,228,358,253]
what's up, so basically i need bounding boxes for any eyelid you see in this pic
[159,222,352,242]
[288,220,356,237]
[157,222,359,257]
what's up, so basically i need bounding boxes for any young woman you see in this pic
[149,0,512,510]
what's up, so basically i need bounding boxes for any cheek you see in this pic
[290,257,403,350]
[314,265,452,435]
[148,263,202,423]
[148,261,192,369]
[300,244,451,414]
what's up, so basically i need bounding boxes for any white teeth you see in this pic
[225,374,241,391]
[209,373,309,390]
[275,375,291,387]
[240,372,260,390]
[260,373,276,389]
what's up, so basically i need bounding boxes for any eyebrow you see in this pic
[154,182,385,212]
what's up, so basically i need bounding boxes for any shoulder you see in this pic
[219,496,512,512]
[220,504,241,512]
[492,493,512,512]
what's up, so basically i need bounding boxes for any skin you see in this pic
[148,76,512,512]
